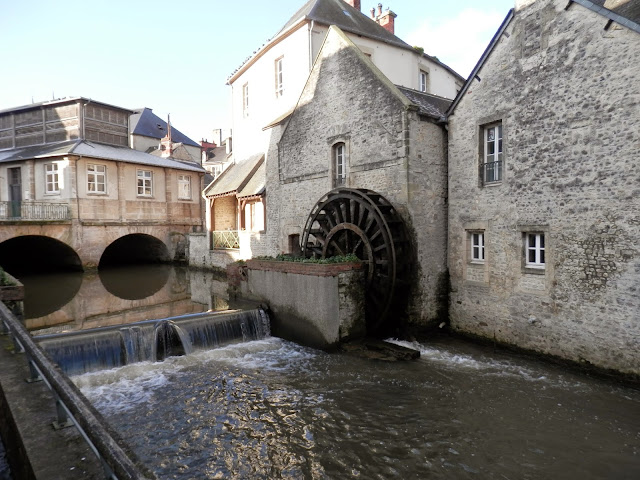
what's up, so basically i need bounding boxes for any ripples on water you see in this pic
[75,337,640,480]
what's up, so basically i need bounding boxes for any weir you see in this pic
[35,309,270,376]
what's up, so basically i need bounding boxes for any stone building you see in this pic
[0,97,205,269]
[446,0,640,374]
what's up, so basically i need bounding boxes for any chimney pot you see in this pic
[370,7,375,18]
[378,3,383,15]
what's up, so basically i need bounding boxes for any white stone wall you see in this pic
[447,0,640,374]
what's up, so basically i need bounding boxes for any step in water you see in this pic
[35,309,270,376]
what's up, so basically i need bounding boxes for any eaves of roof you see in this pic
[396,86,452,120]
[204,153,264,198]
[572,0,640,33]
[445,9,515,119]
[0,97,134,116]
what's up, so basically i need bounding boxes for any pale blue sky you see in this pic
[0,0,514,143]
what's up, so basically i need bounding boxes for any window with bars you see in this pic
[275,57,284,98]
[482,122,503,184]
[178,174,191,200]
[137,169,153,197]
[87,164,106,194]
[45,163,59,194]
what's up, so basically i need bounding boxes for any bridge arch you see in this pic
[0,235,82,274]
[99,233,171,268]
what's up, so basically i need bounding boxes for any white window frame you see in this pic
[87,163,107,194]
[334,143,346,187]
[275,56,284,98]
[419,70,428,92]
[483,122,503,184]
[45,163,59,194]
[137,169,153,197]
[525,233,545,269]
[471,232,485,263]
[242,83,249,117]
[178,174,191,200]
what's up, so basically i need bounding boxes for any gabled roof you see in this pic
[237,161,266,199]
[130,108,200,147]
[204,153,264,198]
[0,140,205,173]
[447,0,639,118]
[227,0,464,84]
[277,0,410,51]
[396,86,452,120]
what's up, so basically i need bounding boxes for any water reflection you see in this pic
[15,266,233,334]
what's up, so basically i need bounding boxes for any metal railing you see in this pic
[0,201,71,221]
[211,230,240,250]
[481,160,503,184]
[0,302,156,480]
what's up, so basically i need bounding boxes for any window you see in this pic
[419,70,428,92]
[243,200,265,232]
[334,143,346,187]
[525,233,545,269]
[87,164,106,194]
[275,57,284,97]
[471,232,485,263]
[482,123,503,184]
[137,169,153,197]
[242,83,249,117]
[45,163,59,194]
[178,174,191,200]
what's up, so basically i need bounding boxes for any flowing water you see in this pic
[12,266,640,479]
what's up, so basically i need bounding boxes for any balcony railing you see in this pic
[481,160,503,184]
[0,202,71,221]
[211,230,240,250]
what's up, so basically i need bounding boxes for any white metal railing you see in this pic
[0,201,71,221]
[211,230,240,250]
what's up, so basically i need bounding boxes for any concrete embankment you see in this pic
[0,334,104,479]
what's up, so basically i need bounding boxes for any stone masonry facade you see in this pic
[264,27,448,328]
[447,0,639,374]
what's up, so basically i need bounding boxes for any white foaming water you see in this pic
[74,337,319,414]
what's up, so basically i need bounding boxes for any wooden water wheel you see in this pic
[301,188,410,332]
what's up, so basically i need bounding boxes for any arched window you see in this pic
[333,142,346,187]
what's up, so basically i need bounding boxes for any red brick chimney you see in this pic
[344,0,361,10]
[370,4,397,35]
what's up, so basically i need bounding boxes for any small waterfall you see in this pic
[36,309,271,376]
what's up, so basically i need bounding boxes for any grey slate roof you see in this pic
[237,161,266,199]
[396,86,452,120]
[277,0,410,51]
[130,108,200,147]
[578,0,640,32]
[0,140,205,173]
[204,153,264,198]
[229,0,463,82]
[0,97,133,116]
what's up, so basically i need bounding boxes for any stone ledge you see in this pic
[245,259,362,277]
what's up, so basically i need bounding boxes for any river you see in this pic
[14,265,640,479]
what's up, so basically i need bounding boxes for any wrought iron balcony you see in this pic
[211,230,240,250]
[0,201,71,221]
[481,160,503,184]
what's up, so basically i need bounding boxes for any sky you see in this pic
[0,0,514,144]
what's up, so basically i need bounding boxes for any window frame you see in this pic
[177,174,191,200]
[242,83,249,117]
[87,163,107,194]
[333,142,347,187]
[525,232,545,269]
[481,122,503,185]
[470,231,485,264]
[275,56,284,98]
[44,163,59,194]
[136,169,153,197]
[419,70,428,92]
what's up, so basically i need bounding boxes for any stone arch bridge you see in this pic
[0,220,192,270]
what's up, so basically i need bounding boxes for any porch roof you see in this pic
[204,153,264,198]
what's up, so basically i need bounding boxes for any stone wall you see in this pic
[266,27,449,328]
[447,0,640,374]
[231,259,365,349]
